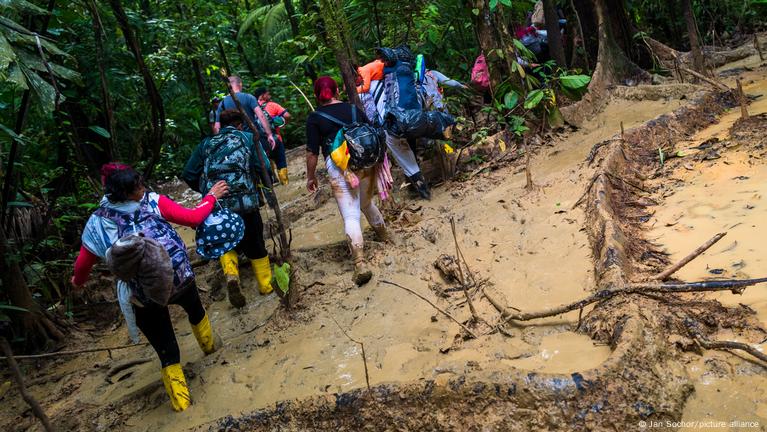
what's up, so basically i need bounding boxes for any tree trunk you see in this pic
[283,0,300,37]
[86,0,116,160]
[543,0,567,67]
[0,227,64,351]
[681,0,705,73]
[317,0,361,109]
[561,0,648,126]
[471,0,505,89]
[108,0,165,179]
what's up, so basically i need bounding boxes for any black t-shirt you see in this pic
[305,102,369,158]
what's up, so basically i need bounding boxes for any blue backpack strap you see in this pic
[351,105,357,123]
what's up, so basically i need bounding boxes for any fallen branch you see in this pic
[679,65,729,91]
[572,173,603,210]
[330,316,371,392]
[1,337,56,432]
[653,232,727,281]
[0,342,150,360]
[450,217,479,321]
[500,277,767,323]
[380,280,479,339]
[695,337,767,364]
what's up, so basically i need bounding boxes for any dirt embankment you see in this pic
[3,56,767,432]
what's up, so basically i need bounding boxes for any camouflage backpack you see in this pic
[200,127,268,213]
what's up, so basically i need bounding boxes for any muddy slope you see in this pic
[192,90,759,431]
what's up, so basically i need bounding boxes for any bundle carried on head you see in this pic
[107,233,174,306]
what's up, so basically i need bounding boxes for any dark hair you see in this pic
[219,109,244,128]
[105,166,142,203]
[254,87,268,99]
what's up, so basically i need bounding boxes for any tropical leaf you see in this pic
[0,0,47,14]
[524,89,544,109]
[559,74,591,90]
[503,90,519,109]
[19,63,58,112]
[0,33,15,70]
[88,125,111,138]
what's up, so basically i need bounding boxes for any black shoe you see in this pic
[408,172,431,200]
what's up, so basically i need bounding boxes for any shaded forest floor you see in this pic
[2,52,767,431]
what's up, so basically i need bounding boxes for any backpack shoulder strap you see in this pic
[374,82,385,105]
[351,105,357,124]
[314,110,347,127]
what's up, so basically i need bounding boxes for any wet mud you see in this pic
[3,55,767,431]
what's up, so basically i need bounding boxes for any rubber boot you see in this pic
[220,251,245,308]
[251,257,274,295]
[277,168,289,185]
[161,364,191,412]
[408,172,431,200]
[351,246,373,286]
[372,224,392,243]
[191,313,221,355]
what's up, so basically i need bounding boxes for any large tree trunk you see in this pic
[317,0,361,109]
[471,0,506,89]
[561,0,648,126]
[86,0,116,160]
[283,0,300,37]
[108,0,165,179]
[543,0,567,67]
[681,0,705,73]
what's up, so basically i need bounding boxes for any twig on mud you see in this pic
[106,357,152,383]
[243,308,278,334]
[653,232,727,281]
[499,277,767,323]
[679,65,729,91]
[603,172,650,194]
[0,342,150,361]
[483,289,521,320]
[1,337,56,432]
[572,173,603,210]
[586,139,617,165]
[695,337,767,365]
[380,280,479,339]
[330,316,372,393]
[450,217,479,321]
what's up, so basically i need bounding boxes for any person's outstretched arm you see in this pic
[158,181,229,228]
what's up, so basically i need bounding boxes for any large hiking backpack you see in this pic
[200,128,267,213]
[95,194,193,305]
[315,107,386,172]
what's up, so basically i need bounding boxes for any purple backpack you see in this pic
[95,193,194,304]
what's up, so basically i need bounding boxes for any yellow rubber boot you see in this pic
[160,363,191,412]
[251,257,274,295]
[220,251,245,308]
[191,313,219,355]
[277,168,289,185]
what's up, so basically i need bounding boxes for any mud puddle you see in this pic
[648,65,767,430]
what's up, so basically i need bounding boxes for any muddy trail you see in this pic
[3,53,767,431]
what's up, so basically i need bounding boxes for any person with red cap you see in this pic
[305,76,391,286]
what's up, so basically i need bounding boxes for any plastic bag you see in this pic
[385,107,456,140]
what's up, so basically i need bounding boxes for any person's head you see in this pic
[254,87,270,102]
[219,109,244,130]
[313,76,338,105]
[103,164,144,203]
[229,75,243,92]
[211,96,221,110]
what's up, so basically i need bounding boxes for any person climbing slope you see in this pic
[71,163,229,412]
[255,87,291,185]
[305,76,392,286]
[183,109,275,308]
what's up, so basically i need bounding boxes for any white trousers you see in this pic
[385,132,421,177]
[326,157,385,249]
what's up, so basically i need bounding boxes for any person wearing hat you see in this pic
[254,87,291,185]
[182,109,275,308]
[71,163,229,412]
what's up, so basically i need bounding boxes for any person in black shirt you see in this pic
[305,76,389,286]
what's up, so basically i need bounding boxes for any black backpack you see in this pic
[315,107,386,172]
